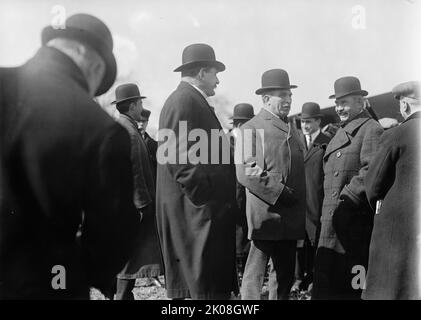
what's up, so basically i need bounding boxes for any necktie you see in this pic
[307,135,312,149]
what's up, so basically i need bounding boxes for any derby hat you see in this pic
[392,81,421,100]
[139,108,151,121]
[230,103,255,120]
[41,13,117,96]
[255,69,297,95]
[111,83,146,105]
[300,102,324,119]
[329,76,368,99]
[174,43,225,72]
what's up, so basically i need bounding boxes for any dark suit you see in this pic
[363,112,421,300]
[294,131,330,289]
[236,108,306,299]
[156,81,237,299]
[0,46,138,299]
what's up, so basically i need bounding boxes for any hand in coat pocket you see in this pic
[332,195,357,252]
[279,186,297,207]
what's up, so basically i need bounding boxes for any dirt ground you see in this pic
[90,276,311,300]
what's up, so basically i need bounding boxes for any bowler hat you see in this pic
[174,43,225,72]
[111,83,146,105]
[329,76,368,99]
[392,81,421,100]
[300,102,324,119]
[139,108,151,121]
[230,103,255,120]
[41,13,117,96]
[255,69,297,95]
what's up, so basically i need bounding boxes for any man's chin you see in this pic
[339,115,349,122]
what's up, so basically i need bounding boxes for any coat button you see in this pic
[336,151,342,158]
[334,171,339,177]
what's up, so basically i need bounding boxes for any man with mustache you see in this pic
[312,76,383,300]
[236,69,306,300]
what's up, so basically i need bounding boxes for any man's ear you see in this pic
[128,101,136,112]
[262,95,269,104]
[197,67,207,80]
[403,100,411,114]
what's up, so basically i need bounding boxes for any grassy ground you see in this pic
[90,276,311,300]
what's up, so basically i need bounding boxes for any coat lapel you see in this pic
[324,111,371,160]
[259,108,289,134]
[179,81,223,130]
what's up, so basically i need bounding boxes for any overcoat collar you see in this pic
[119,114,139,131]
[177,81,222,130]
[324,110,372,159]
[403,111,421,124]
[304,132,327,162]
[258,108,289,133]
[29,46,90,93]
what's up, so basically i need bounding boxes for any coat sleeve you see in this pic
[235,125,286,206]
[340,121,384,207]
[162,94,214,206]
[81,124,138,293]
[364,131,398,209]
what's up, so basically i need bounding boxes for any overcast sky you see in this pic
[1,0,420,134]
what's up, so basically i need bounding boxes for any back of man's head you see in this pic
[47,38,105,97]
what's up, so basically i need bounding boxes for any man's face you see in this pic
[301,118,321,135]
[335,95,363,122]
[131,99,144,122]
[264,89,292,118]
[199,67,220,97]
[138,120,148,132]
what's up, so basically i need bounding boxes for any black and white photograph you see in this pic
[0,0,420,307]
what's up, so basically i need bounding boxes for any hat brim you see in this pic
[300,113,324,119]
[111,95,147,105]
[255,85,298,95]
[173,60,226,72]
[229,116,254,120]
[329,90,368,99]
[42,26,117,96]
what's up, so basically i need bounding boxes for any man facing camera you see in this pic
[236,69,306,300]
[313,76,383,300]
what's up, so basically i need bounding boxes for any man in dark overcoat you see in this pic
[363,81,421,300]
[292,103,330,292]
[229,103,255,278]
[236,69,306,300]
[156,43,237,300]
[312,76,384,300]
[112,84,162,300]
[0,14,138,299]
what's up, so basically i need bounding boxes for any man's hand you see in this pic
[332,195,357,251]
[280,186,297,207]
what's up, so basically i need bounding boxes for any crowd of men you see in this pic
[0,13,420,300]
